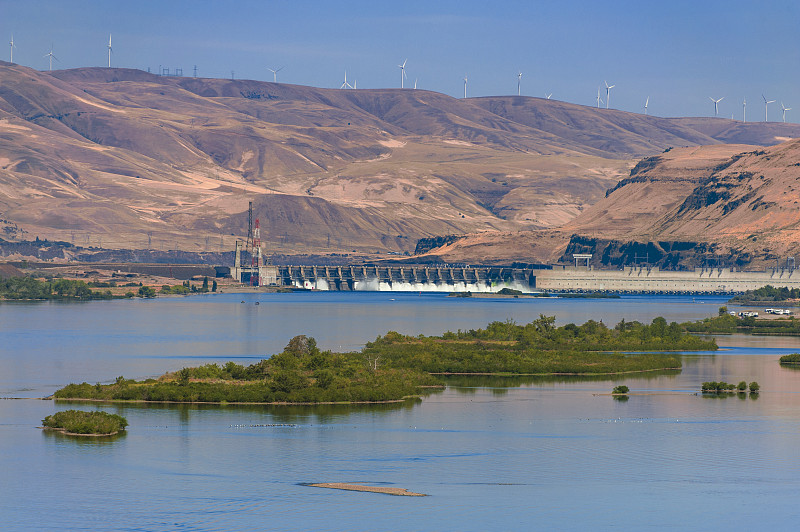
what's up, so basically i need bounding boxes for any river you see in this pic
[2,293,799,530]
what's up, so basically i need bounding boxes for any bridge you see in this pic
[278,265,538,291]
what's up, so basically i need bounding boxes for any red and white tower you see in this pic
[250,219,261,286]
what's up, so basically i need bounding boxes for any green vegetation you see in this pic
[730,285,800,304]
[612,385,629,395]
[55,335,442,404]
[55,316,718,405]
[779,353,800,365]
[137,285,156,298]
[360,315,712,375]
[0,277,129,301]
[497,287,523,296]
[685,313,800,335]
[160,284,190,295]
[701,381,760,394]
[42,410,128,435]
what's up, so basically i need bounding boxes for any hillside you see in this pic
[423,139,800,269]
[2,62,800,259]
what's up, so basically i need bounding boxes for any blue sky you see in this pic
[2,0,799,120]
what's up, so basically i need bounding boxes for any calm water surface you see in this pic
[2,293,800,531]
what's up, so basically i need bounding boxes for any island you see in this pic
[52,316,716,405]
[779,353,800,365]
[729,285,800,306]
[685,311,800,335]
[42,410,128,436]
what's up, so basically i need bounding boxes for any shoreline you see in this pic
[40,426,121,437]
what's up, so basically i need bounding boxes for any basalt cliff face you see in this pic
[423,140,800,269]
[1,62,799,261]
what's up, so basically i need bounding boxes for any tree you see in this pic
[650,317,667,338]
[612,385,629,395]
[138,285,156,298]
[749,381,760,393]
[719,306,728,316]
[737,381,747,391]
[202,276,209,292]
[212,279,218,292]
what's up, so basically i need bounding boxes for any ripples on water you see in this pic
[2,294,800,530]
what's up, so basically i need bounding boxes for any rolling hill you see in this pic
[1,61,799,260]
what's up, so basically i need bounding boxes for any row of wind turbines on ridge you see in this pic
[709,95,791,123]
[8,39,794,123]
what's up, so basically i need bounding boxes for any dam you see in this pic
[273,264,800,294]
[535,265,800,294]
[277,264,537,291]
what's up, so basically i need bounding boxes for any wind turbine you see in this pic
[463,75,468,98]
[107,34,112,68]
[9,34,15,63]
[709,96,724,117]
[545,92,553,100]
[781,102,792,123]
[517,71,522,96]
[644,96,649,115]
[604,80,615,109]
[398,59,407,88]
[267,66,284,83]
[414,78,417,90]
[340,70,352,89]
[596,87,603,108]
[44,45,58,71]
[763,94,775,122]
[742,97,746,123]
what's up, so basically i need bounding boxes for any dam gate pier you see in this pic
[277,265,537,291]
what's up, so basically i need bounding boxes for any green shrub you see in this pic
[42,410,127,435]
[779,353,800,365]
[612,385,629,395]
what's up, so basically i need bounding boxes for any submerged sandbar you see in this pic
[307,482,426,496]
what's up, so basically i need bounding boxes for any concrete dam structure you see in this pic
[273,264,800,293]
[534,265,800,294]
[278,265,537,292]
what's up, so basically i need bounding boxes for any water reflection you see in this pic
[442,370,681,390]
[41,429,127,444]
[54,396,426,424]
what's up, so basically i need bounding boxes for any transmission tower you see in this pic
[251,219,261,286]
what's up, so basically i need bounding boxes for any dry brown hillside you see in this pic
[2,62,799,258]
[424,139,800,269]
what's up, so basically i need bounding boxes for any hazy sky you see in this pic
[3,0,799,120]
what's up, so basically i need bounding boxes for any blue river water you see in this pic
[2,292,800,531]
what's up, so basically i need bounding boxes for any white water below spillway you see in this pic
[294,277,533,293]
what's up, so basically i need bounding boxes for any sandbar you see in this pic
[307,482,426,496]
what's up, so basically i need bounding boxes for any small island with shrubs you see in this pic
[779,353,800,366]
[53,316,717,405]
[42,410,128,436]
[701,381,759,394]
